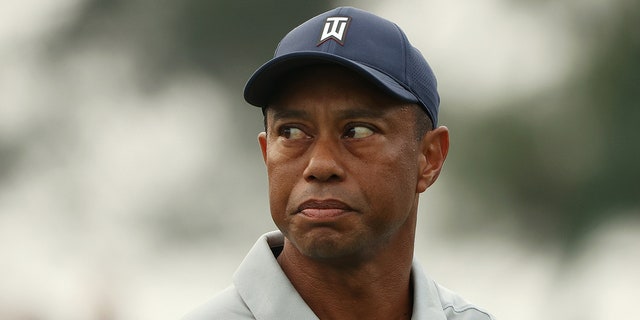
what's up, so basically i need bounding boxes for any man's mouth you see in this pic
[297,199,354,219]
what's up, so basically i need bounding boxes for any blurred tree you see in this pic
[57,0,331,85]
[53,0,332,149]
[448,0,640,254]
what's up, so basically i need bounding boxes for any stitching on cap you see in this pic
[392,22,408,84]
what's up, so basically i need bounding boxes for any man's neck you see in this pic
[277,235,415,320]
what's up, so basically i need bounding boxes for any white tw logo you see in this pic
[318,16,352,46]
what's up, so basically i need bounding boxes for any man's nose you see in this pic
[303,138,345,183]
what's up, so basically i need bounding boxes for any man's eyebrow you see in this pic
[270,109,309,122]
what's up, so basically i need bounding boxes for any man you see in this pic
[184,6,494,320]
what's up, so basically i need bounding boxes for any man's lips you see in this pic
[297,199,354,219]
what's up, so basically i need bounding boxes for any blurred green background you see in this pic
[0,0,638,319]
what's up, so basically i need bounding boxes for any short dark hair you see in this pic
[411,104,434,140]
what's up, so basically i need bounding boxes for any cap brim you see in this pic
[243,51,419,108]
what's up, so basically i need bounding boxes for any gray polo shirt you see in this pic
[183,231,494,320]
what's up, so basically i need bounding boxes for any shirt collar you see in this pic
[233,231,319,320]
[234,231,447,320]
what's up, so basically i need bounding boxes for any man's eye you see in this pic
[281,127,307,140]
[344,126,374,139]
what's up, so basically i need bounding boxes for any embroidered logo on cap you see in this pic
[318,16,352,46]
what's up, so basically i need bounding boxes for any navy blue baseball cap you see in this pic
[244,6,440,126]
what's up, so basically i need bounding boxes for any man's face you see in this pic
[258,66,437,261]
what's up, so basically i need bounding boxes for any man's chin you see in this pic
[291,230,374,262]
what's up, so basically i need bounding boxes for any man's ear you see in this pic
[416,126,450,193]
[258,132,268,164]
